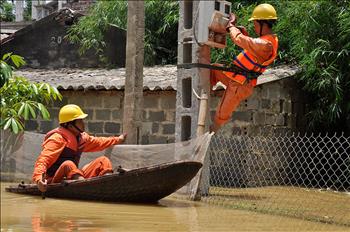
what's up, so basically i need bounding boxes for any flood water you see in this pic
[1,183,349,232]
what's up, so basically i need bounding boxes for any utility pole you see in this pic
[58,0,63,11]
[176,1,211,143]
[122,1,145,144]
[176,1,211,199]
[31,0,39,20]
[15,0,24,22]
[176,0,231,200]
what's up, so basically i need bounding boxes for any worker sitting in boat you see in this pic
[32,104,127,192]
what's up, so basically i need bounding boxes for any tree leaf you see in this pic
[24,103,29,120]
[52,86,60,96]
[2,52,12,61]
[18,102,25,116]
[38,103,50,120]
[39,83,45,90]
[11,118,19,134]
[45,83,51,95]
[10,54,26,68]
[17,120,24,131]
[3,118,12,130]
[31,83,38,95]
[0,61,12,80]
[27,104,36,118]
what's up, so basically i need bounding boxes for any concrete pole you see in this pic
[176,0,211,200]
[175,1,211,143]
[58,0,63,10]
[31,0,39,20]
[122,1,145,144]
[15,0,24,22]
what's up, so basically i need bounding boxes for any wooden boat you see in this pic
[5,161,202,203]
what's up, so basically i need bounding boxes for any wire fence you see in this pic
[200,132,350,226]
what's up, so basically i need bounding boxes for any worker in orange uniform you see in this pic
[32,104,127,192]
[210,3,279,132]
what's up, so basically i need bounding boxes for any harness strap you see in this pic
[242,51,267,69]
[177,63,262,80]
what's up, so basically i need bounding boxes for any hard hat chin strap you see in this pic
[63,120,84,133]
[72,123,84,133]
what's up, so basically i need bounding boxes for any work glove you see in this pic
[226,13,237,32]
[236,26,249,36]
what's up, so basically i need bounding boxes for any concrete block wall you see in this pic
[141,92,176,144]
[209,78,301,188]
[211,79,299,136]
[25,90,176,145]
[24,77,300,144]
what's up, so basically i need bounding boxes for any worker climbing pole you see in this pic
[178,2,279,134]
[210,3,278,133]
[177,1,279,200]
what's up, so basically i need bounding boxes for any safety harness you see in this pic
[177,62,262,81]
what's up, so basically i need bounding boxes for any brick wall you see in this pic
[25,78,304,144]
[212,78,303,136]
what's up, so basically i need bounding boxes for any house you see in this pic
[1,8,126,68]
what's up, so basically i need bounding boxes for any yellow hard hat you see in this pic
[249,3,277,21]
[59,104,88,124]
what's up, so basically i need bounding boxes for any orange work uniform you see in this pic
[211,26,278,127]
[32,127,122,183]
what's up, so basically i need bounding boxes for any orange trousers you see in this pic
[211,69,254,127]
[49,156,113,183]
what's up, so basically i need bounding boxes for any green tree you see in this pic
[0,0,15,22]
[273,0,350,133]
[0,53,62,134]
[66,0,179,66]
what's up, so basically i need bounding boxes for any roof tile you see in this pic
[14,64,299,91]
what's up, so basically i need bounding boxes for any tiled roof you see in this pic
[15,65,177,91]
[14,64,300,91]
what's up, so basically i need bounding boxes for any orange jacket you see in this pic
[224,26,278,86]
[32,127,121,182]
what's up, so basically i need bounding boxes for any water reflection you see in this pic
[1,183,349,232]
[31,210,104,232]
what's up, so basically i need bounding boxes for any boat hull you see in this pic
[5,161,202,203]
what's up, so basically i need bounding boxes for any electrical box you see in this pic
[197,0,231,49]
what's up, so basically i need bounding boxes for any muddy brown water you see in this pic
[1,183,349,231]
